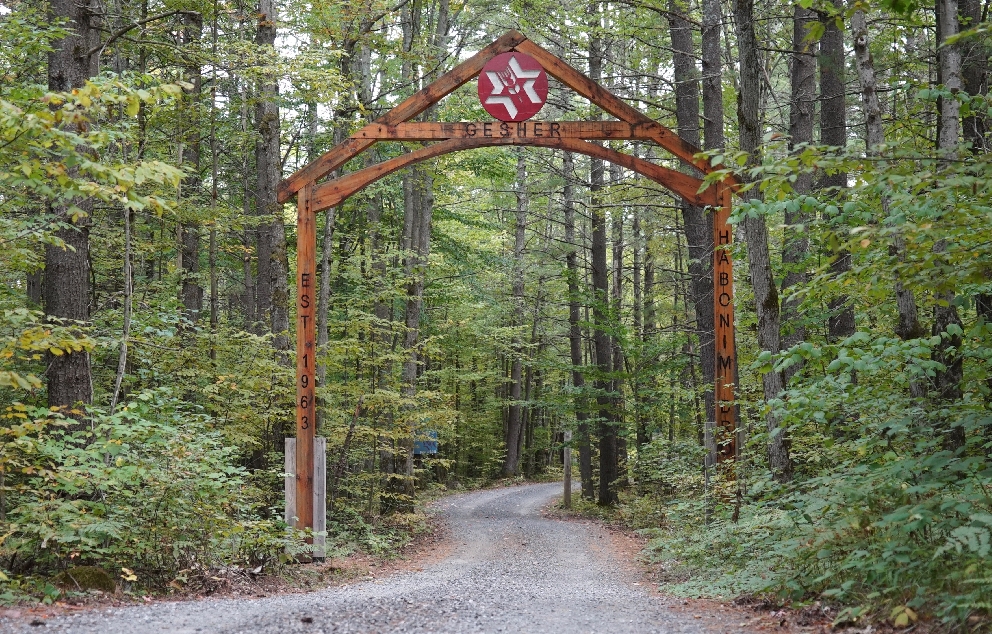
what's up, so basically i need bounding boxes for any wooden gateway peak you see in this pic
[279,30,740,536]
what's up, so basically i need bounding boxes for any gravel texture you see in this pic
[2,482,765,633]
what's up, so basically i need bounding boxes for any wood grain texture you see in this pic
[350,120,663,140]
[713,183,737,460]
[295,184,316,534]
[276,31,527,202]
[311,136,715,211]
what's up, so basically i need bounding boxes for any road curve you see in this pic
[4,483,756,633]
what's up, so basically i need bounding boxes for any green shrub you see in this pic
[0,389,291,598]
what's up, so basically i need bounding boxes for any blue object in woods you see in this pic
[414,430,438,455]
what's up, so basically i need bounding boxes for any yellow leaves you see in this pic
[890,606,918,628]
[125,95,140,117]
[0,370,42,390]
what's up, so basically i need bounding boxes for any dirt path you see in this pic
[1,483,788,633]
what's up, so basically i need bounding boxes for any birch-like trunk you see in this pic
[851,9,925,358]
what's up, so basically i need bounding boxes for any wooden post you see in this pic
[296,182,316,533]
[313,436,326,559]
[563,430,572,509]
[713,183,737,460]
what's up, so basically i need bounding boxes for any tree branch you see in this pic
[87,10,201,59]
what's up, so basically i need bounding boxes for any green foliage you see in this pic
[0,389,290,598]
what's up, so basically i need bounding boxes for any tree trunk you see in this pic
[504,150,527,477]
[669,0,716,460]
[180,12,203,321]
[781,6,816,384]
[255,0,289,356]
[563,152,595,499]
[701,0,724,466]
[960,0,987,151]
[632,211,648,449]
[935,0,966,450]
[588,2,618,505]
[819,0,855,341]
[398,162,433,500]
[851,9,926,357]
[610,162,627,477]
[45,0,100,418]
[735,0,792,481]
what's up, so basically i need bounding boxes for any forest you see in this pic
[1,0,991,628]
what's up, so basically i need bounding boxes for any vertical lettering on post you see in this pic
[712,183,737,460]
[296,182,317,536]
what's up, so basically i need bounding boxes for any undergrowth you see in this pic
[624,331,992,631]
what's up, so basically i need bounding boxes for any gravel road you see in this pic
[3,483,762,634]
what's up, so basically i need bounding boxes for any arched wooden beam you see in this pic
[514,40,716,179]
[311,137,716,212]
[276,31,527,203]
[277,30,740,204]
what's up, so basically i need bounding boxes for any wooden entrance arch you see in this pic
[278,31,739,534]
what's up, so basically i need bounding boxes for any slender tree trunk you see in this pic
[588,3,618,505]
[45,0,100,419]
[239,79,256,327]
[701,0,724,467]
[781,6,816,385]
[316,126,344,429]
[255,0,289,357]
[642,217,658,448]
[208,9,219,354]
[632,211,648,448]
[819,0,855,341]
[735,0,792,481]
[851,9,926,363]
[961,0,987,151]
[400,166,433,493]
[180,12,204,321]
[959,0,992,404]
[110,209,133,413]
[702,0,724,154]
[563,152,595,499]
[669,0,715,434]
[610,162,627,477]
[935,0,966,450]
[504,150,527,477]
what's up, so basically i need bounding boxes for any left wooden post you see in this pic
[296,182,316,536]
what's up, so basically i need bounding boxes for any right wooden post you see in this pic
[713,183,737,460]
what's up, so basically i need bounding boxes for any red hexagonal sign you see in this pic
[478,52,549,122]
